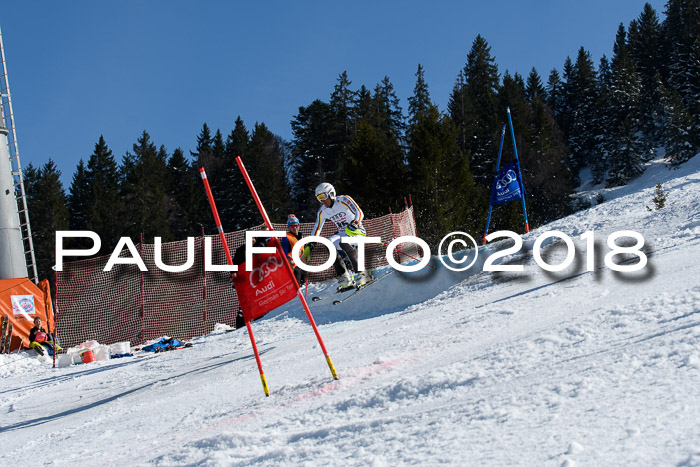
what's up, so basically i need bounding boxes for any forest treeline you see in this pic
[22,1,700,285]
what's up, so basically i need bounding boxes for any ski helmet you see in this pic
[287,214,300,227]
[35,332,47,343]
[315,183,336,203]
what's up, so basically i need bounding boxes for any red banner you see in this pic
[233,252,297,321]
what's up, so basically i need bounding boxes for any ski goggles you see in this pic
[316,192,329,202]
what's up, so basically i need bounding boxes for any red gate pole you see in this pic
[53,245,57,368]
[201,224,207,337]
[140,233,145,345]
[235,156,338,381]
[388,207,400,265]
[246,320,270,396]
[199,168,271,396]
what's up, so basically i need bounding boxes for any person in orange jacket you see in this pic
[280,214,308,285]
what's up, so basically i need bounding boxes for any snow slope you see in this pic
[1,155,699,466]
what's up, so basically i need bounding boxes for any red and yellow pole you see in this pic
[246,320,270,396]
[235,156,338,381]
[200,167,271,396]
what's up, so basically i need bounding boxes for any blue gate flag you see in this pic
[490,161,524,205]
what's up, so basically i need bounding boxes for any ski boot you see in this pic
[355,269,374,287]
[337,271,355,292]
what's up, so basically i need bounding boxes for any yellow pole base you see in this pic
[260,373,270,397]
[326,356,339,380]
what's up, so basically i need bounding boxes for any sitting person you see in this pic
[28,317,48,344]
[28,317,60,356]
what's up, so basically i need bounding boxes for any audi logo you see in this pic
[496,170,517,190]
[249,256,285,287]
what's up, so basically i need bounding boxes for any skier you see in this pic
[310,182,373,290]
[280,214,308,286]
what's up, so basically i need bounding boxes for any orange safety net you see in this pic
[0,278,54,352]
[56,207,418,349]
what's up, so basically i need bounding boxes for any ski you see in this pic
[5,321,12,353]
[311,284,357,302]
[0,315,7,354]
[331,273,391,305]
[310,271,393,304]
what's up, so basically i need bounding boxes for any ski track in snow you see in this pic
[1,154,699,466]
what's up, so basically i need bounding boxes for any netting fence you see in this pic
[56,206,419,349]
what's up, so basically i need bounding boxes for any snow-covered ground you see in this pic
[1,155,699,466]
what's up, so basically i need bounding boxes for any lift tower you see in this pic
[0,25,37,282]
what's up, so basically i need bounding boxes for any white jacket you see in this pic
[311,195,365,237]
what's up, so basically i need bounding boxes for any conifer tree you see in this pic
[354,85,372,122]
[22,163,38,195]
[607,25,649,186]
[245,122,293,223]
[335,77,406,216]
[523,97,573,224]
[21,163,41,259]
[205,128,229,214]
[662,86,697,165]
[329,71,356,171]
[166,147,191,237]
[342,119,406,218]
[221,116,257,230]
[407,104,477,245]
[545,68,564,118]
[67,159,89,232]
[370,76,406,147]
[289,99,334,219]
[525,67,546,102]
[167,147,208,238]
[24,160,69,284]
[408,64,431,126]
[343,76,407,214]
[557,57,575,137]
[212,130,225,160]
[499,71,530,137]
[448,34,500,183]
[591,55,614,184]
[120,131,173,242]
[84,135,123,252]
[565,47,599,181]
[627,3,666,143]
[192,123,213,159]
[192,123,225,203]
[597,56,614,99]
[664,0,700,136]
[448,70,469,152]
[497,72,538,231]
[408,66,478,240]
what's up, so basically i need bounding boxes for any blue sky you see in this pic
[2,0,667,187]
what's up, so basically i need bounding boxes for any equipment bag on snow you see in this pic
[141,337,187,353]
